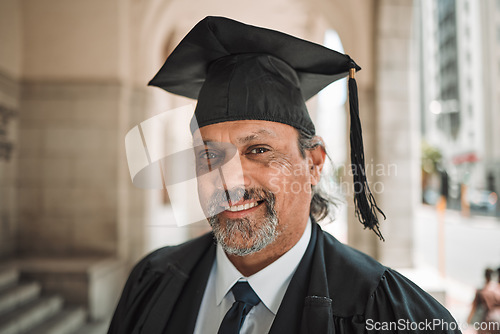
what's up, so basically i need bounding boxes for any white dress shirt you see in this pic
[193,219,312,334]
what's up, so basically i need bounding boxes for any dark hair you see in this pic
[485,268,493,281]
[297,130,339,222]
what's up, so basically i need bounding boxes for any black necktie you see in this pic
[218,281,261,334]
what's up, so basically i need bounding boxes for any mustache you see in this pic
[207,187,275,215]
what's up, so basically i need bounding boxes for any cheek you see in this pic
[262,160,313,202]
[196,173,217,207]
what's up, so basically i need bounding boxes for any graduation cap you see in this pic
[149,16,385,239]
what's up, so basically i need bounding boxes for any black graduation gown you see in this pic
[108,222,461,333]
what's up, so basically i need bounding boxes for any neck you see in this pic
[227,245,288,277]
[226,219,308,276]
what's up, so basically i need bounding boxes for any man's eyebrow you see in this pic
[192,129,277,146]
[236,129,277,144]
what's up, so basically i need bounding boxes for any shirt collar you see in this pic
[215,218,312,314]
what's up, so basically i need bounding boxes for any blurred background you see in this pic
[0,0,499,332]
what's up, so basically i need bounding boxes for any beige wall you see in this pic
[21,0,129,82]
[17,82,123,255]
[12,0,142,259]
[0,83,19,259]
[0,0,22,258]
[0,0,22,79]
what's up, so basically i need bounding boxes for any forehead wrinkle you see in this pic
[236,129,277,145]
[193,128,278,146]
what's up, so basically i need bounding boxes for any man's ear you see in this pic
[308,136,326,186]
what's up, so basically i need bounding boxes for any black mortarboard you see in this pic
[149,16,385,239]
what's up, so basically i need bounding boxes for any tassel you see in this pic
[348,68,386,241]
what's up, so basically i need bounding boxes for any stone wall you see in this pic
[17,82,123,256]
[3,0,149,261]
[0,0,22,259]
[0,72,20,259]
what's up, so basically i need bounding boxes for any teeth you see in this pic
[227,201,258,212]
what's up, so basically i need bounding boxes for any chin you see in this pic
[211,216,279,257]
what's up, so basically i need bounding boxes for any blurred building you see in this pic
[419,0,500,212]
[481,0,500,203]
[0,0,421,331]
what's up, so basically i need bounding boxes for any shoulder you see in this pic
[131,231,215,278]
[108,232,215,333]
[364,268,459,331]
[317,227,457,327]
[320,228,385,278]
[116,232,215,309]
[315,227,386,316]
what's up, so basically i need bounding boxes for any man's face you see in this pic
[193,120,323,257]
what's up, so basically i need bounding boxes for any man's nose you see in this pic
[217,152,249,192]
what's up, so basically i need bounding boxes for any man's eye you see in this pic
[197,150,223,171]
[199,151,218,160]
[249,147,269,154]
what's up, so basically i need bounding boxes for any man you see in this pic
[109,17,460,333]
[483,268,500,332]
[468,268,500,334]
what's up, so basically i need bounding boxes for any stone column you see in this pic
[374,0,418,268]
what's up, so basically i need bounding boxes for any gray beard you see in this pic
[207,188,279,256]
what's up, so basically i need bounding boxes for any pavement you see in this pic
[413,205,500,325]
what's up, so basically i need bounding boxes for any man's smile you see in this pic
[219,199,266,218]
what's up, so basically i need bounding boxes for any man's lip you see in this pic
[220,199,259,208]
[220,200,264,217]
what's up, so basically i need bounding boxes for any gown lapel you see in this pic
[270,221,334,334]
[161,244,215,333]
[138,235,216,334]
